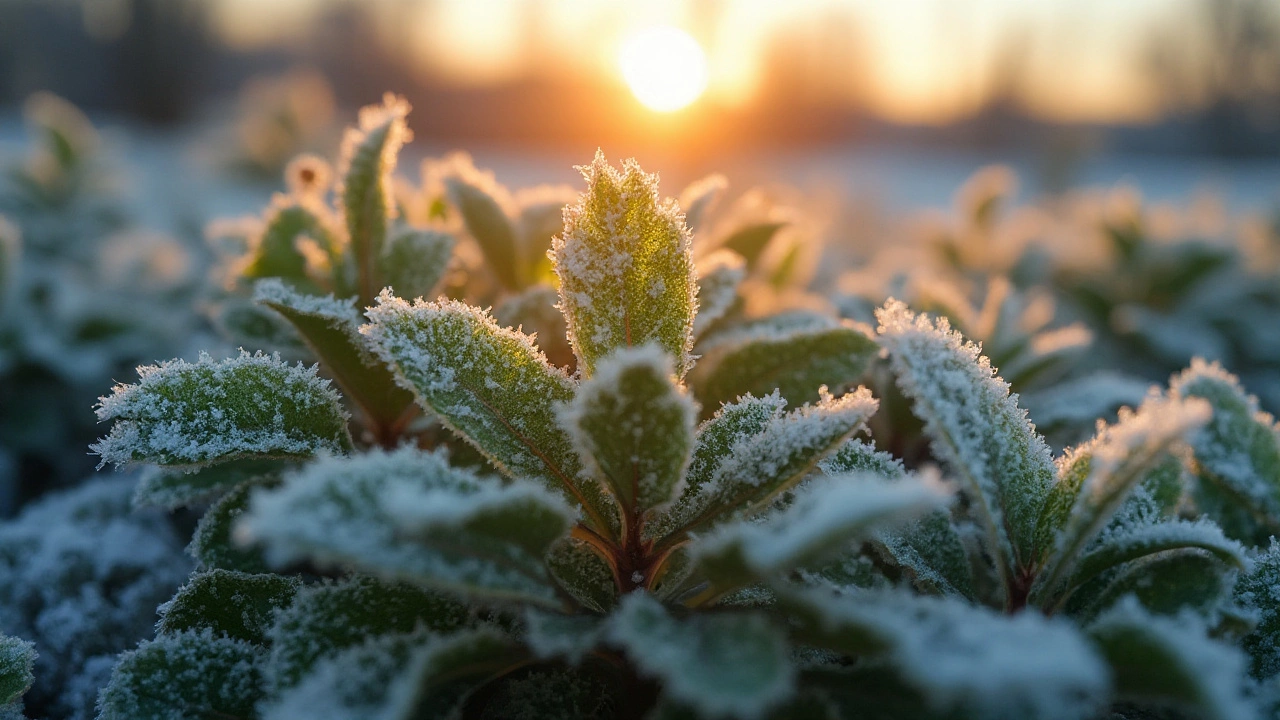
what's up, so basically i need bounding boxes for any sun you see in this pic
[618,26,709,113]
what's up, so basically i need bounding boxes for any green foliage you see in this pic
[97,630,264,720]
[189,479,279,573]
[0,634,35,709]
[687,313,878,416]
[93,351,352,470]
[157,570,301,646]
[550,151,698,378]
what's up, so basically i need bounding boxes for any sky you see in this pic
[208,0,1192,124]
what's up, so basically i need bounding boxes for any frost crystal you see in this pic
[550,151,698,378]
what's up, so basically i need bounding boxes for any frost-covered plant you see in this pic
[91,147,1274,719]
[0,634,35,720]
[0,477,190,720]
[0,94,204,508]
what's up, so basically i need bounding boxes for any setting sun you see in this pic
[618,26,709,113]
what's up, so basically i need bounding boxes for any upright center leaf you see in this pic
[551,151,698,378]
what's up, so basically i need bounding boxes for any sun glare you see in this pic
[619,26,709,113]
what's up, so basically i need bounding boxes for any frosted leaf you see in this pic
[689,474,946,598]
[133,457,286,509]
[92,350,352,470]
[692,250,745,337]
[1236,541,1280,679]
[544,538,618,613]
[97,629,263,720]
[1022,372,1152,433]
[0,635,34,707]
[876,299,1055,576]
[606,592,794,719]
[550,151,698,378]
[240,194,342,293]
[515,185,577,286]
[818,438,907,479]
[1075,548,1238,622]
[1032,394,1212,602]
[266,627,518,720]
[679,392,788,503]
[266,575,472,693]
[256,279,415,432]
[561,344,697,513]
[362,293,619,536]
[523,610,604,664]
[440,154,520,289]
[650,388,877,542]
[188,479,279,573]
[689,312,877,418]
[1061,519,1246,606]
[1172,358,1280,544]
[678,173,727,236]
[157,570,300,646]
[241,447,575,606]
[1089,598,1252,720]
[378,225,454,301]
[782,589,1109,720]
[338,93,411,305]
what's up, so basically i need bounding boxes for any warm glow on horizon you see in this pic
[619,26,710,112]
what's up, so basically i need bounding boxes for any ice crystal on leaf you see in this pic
[550,151,698,378]
[92,350,352,470]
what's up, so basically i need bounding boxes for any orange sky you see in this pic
[211,0,1185,124]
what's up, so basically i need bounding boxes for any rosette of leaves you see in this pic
[94,152,1266,719]
[206,95,455,447]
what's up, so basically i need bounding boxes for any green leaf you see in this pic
[1236,541,1280,679]
[719,222,787,268]
[0,634,34,707]
[266,575,472,693]
[688,313,877,418]
[1030,395,1212,604]
[364,294,619,537]
[515,187,576,286]
[545,537,618,613]
[338,94,411,306]
[241,197,341,292]
[782,589,1109,720]
[241,447,575,607]
[442,160,520,289]
[267,628,522,720]
[1079,549,1237,621]
[1089,598,1252,720]
[650,388,877,543]
[562,345,697,513]
[255,279,415,434]
[98,629,263,720]
[550,152,698,378]
[93,351,353,471]
[189,479,279,573]
[379,225,454,300]
[689,475,945,601]
[1173,358,1280,544]
[606,592,795,719]
[876,299,1055,584]
[158,570,301,646]
[1062,520,1245,606]
[681,392,788,501]
[133,457,286,509]
[693,250,746,337]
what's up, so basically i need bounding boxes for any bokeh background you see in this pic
[3,0,1280,210]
